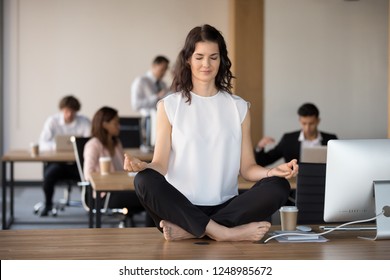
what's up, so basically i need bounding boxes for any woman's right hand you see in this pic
[123,153,148,172]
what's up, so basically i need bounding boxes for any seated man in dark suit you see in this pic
[255,103,337,166]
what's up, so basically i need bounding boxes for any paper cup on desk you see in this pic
[30,143,39,157]
[99,156,111,175]
[280,206,298,231]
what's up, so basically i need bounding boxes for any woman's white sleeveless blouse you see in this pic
[163,91,248,206]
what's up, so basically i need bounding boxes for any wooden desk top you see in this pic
[123,148,153,162]
[0,226,389,260]
[89,172,262,192]
[1,148,153,163]
[238,176,296,190]
[89,171,135,192]
[1,149,75,162]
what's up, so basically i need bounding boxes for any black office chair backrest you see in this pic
[295,163,327,224]
[70,136,91,182]
[119,117,142,148]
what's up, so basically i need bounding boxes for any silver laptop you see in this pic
[300,146,327,163]
[55,135,74,151]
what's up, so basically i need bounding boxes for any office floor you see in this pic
[2,185,282,230]
[1,184,147,230]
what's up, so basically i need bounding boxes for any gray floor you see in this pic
[1,184,281,230]
[1,184,147,230]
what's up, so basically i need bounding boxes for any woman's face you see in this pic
[103,115,120,137]
[188,41,220,85]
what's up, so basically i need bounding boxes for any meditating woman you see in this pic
[124,24,298,241]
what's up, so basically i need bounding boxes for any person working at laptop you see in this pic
[38,95,91,216]
[254,103,338,166]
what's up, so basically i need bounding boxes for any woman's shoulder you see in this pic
[85,137,103,149]
[160,92,182,109]
[223,92,250,109]
[221,92,250,122]
[226,92,247,102]
[162,92,181,102]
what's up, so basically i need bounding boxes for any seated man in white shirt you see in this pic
[38,95,91,216]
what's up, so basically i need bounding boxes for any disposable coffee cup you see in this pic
[30,143,39,157]
[280,206,298,231]
[99,156,111,175]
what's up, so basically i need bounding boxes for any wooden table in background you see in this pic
[1,149,153,229]
[124,148,153,162]
[238,176,296,190]
[1,150,75,229]
[88,171,135,228]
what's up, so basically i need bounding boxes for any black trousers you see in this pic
[134,168,291,237]
[43,162,80,207]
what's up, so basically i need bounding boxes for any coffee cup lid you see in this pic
[280,206,298,212]
[99,156,111,162]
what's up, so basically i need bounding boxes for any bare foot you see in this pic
[206,221,271,242]
[159,220,196,241]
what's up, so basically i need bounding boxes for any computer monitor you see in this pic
[118,117,142,148]
[323,139,390,223]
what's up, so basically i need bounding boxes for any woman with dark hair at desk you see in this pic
[84,106,144,225]
[124,24,298,241]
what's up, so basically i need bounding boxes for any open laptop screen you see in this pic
[300,146,327,163]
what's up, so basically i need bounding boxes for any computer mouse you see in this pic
[296,225,312,232]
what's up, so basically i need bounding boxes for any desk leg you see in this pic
[2,161,14,230]
[88,185,93,228]
[2,161,7,229]
[95,191,101,228]
[10,162,14,219]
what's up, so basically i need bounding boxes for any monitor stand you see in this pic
[360,180,390,240]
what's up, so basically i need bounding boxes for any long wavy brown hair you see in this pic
[171,24,235,104]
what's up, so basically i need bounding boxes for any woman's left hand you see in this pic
[123,153,148,172]
[268,159,298,179]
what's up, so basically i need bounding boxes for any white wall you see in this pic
[3,0,389,180]
[264,0,388,147]
[3,0,230,179]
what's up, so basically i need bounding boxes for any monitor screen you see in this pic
[119,117,142,148]
[323,139,390,223]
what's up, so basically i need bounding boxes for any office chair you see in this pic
[295,163,327,224]
[70,136,134,227]
[33,166,82,217]
[118,117,142,148]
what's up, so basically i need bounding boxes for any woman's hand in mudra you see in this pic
[269,159,299,179]
[123,153,148,172]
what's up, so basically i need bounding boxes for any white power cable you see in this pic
[263,210,384,244]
